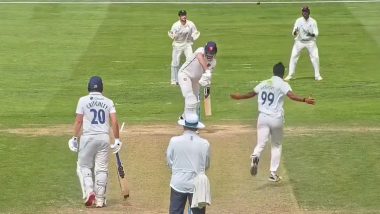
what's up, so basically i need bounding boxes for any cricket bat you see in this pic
[115,122,129,199]
[204,87,212,116]
[115,152,130,199]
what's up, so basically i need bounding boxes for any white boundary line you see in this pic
[0,0,379,4]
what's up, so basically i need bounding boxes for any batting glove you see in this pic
[110,139,123,154]
[199,70,212,87]
[68,136,78,152]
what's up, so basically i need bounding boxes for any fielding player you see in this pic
[231,62,315,182]
[68,76,123,207]
[285,6,323,81]
[178,41,217,120]
[168,10,200,85]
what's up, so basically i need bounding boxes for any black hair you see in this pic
[178,10,187,16]
[273,62,285,78]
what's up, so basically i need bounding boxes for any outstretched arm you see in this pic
[230,91,257,100]
[287,91,315,105]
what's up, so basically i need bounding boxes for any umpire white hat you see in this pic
[178,113,205,129]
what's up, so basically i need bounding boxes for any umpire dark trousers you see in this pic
[170,188,206,214]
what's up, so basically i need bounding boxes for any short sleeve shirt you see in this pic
[76,92,116,135]
[254,76,292,118]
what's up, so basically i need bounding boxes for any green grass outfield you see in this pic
[0,1,379,213]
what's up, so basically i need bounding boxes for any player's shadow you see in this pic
[254,180,288,190]
[287,76,315,81]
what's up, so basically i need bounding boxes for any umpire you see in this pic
[166,112,211,214]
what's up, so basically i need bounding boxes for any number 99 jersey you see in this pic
[254,76,292,118]
[75,92,116,135]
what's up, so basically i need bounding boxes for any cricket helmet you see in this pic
[88,76,103,92]
[178,10,187,16]
[204,41,217,59]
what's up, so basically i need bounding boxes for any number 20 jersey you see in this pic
[76,92,116,136]
[254,76,292,118]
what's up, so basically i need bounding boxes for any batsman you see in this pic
[177,41,217,120]
[68,76,123,208]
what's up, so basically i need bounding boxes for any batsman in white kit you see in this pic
[231,62,315,182]
[178,41,217,120]
[68,76,123,207]
[285,6,323,81]
[168,10,200,85]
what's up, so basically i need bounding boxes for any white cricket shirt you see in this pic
[166,130,210,193]
[293,16,319,42]
[169,20,198,47]
[75,92,116,136]
[254,76,292,118]
[179,47,217,80]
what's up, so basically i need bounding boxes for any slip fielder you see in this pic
[168,10,200,85]
[285,6,323,81]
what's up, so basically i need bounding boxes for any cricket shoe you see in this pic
[315,76,323,81]
[95,199,107,208]
[250,155,259,176]
[84,192,96,207]
[284,75,294,81]
[268,174,282,182]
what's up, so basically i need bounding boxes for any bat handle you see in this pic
[116,152,121,164]
[115,152,125,178]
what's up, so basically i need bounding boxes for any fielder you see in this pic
[168,10,200,85]
[178,41,217,119]
[285,6,323,81]
[231,62,315,182]
[68,76,123,208]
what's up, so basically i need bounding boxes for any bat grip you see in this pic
[116,152,125,178]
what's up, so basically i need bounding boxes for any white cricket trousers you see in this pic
[253,113,284,173]
[171,44,193,83]
[178,71,200,115]
[77,134,109,201]
[288,40,321,78]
